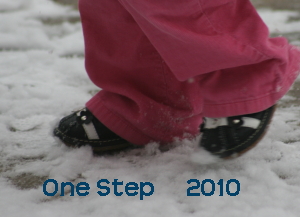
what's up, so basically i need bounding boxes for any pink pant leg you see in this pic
[80,0,300,145]
[117,0,300,116]
[80,0,203,145]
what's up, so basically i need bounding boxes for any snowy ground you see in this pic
[1,0,300,216]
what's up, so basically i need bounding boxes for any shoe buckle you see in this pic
[76,109,93,124]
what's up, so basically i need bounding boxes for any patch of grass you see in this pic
[251,0,300,10]
[52,0,78,8]
[9,173,49,190]
[39,16,81,25]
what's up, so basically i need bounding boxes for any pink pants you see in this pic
[80,0,300,145]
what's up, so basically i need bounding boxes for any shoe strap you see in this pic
[82,122,100,140]
[204,117,260,129]
[76,109,100,140]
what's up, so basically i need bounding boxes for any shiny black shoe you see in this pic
[53,108,132,153]
[199,105,276,159]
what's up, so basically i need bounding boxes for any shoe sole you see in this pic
[224,105,277,160]
[62,141,134,155]
[54,128,134,154]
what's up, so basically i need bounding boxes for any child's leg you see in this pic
[79,0,204,145]
[117,0,300,117]
[76,0,300,148]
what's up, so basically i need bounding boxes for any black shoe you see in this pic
[53,108,132,153]
[199,105,276,159]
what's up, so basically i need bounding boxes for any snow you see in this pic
[1,1,300,216]
[258,10,300,34]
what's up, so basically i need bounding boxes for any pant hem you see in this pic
[86,97,154,145]
[203,71,299,117]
